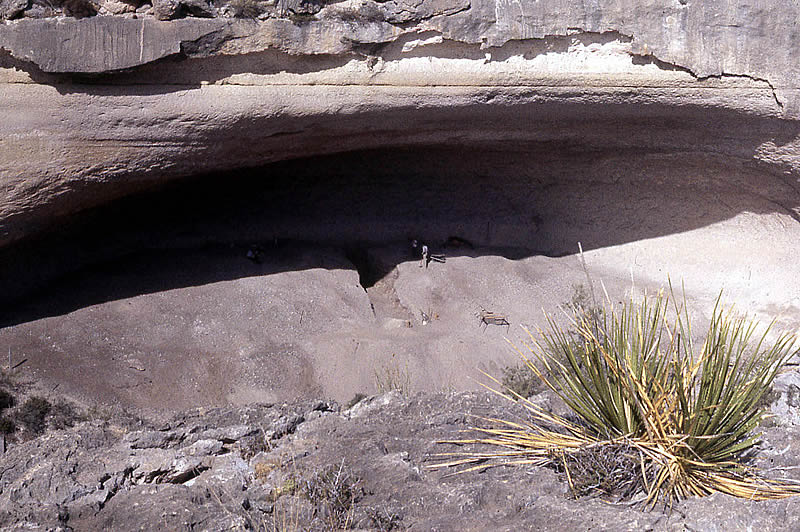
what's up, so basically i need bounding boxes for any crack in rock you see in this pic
[697,72,784,110]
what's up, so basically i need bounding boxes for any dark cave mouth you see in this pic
[0,141,794,314]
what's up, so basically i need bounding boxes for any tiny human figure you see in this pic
[411,239,443,268]
[246,244,264,264]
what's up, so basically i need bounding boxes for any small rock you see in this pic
[124,430,180,449]
[382,318,412,329]
[162,457,208,484]
[347,391,403,419]
[311,400,336,412]
[151,0,179,19]
[268,414,304,440]
[178,0,214,17]
[183,438,223,457]
[100,0,136,14]
[770,372,800,426]
[61,0,99,17]
[381,0,468,23]
[0,0,28,20]
[20,2,52,17]
[153,0,211,20]
[201,424,258,443]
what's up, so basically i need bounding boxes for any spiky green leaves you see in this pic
[434,289,800,505]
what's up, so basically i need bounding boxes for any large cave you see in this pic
[2,7,800,412]
[3,110,800,410]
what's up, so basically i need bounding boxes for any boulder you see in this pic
[99,0,138,14]
[153,0,215,18]
[0,0,28,19]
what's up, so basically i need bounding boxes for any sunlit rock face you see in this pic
[1,0,799,251]
[1,1,800,410]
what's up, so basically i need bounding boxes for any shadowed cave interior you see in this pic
[3,131,798,327]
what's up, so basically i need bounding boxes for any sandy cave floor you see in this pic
[2,207,800,415]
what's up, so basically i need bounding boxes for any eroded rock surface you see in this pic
[1,0,800,259]
[1,391,800,531]
[1,4,800,530]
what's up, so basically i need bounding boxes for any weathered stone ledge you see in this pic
[1,0,800,298]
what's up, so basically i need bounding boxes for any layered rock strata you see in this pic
[1,0,799,257]
[2,2,800,410]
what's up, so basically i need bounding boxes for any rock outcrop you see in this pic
[2,0,800,410]
[1,0,800,260]
[2,391,800,530]
[2,7,800,530]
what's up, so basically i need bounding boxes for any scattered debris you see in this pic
[477,307,510,332]
[420,309,439,325]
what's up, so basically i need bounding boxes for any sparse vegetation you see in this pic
[567,282,602,323]
[551,442,644,499]
[0,372,85,437]
[0,417,15,435]
[365,506,403,531]
[374,355,411,396]
[48,399,83,430]
[345,392,367,409]
[17,396,51,435]
[253,455,364,530]
[0,389,16,411]
[229,0,262,18]
[0,387,16,435]
[288,12,316,24]
[437,288,800,506]
[501,284,601,399]
[500,363,540,399]
[302,461,363,529]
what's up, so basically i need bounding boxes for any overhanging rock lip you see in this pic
[0,18,231,73]
[0,17,403,74]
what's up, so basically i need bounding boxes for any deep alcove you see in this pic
[1,93,800,414]
[3,111,798,324]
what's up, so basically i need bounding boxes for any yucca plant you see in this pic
[433,289,800,506]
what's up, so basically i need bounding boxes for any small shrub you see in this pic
[437,288,800,505]
[49,399,82,430]
[271,477,299,501]
[0,417,15,435]
[16,396,51,435]
[500,363,540,399]
[229,0,262,18]
[374,355,411,396]
[567,283,602,324]
[254,460,279,482]
[366,506,403,531]
[302,461,362,529]
[345,393,367,409]
[551,443,643,499]
[500,284,601,399]
[0,389,16,411]
[238,432,269,460]
[288,12,316,23]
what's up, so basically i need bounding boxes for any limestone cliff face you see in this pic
[1,1,800,305]
[4,1,800,417]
